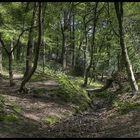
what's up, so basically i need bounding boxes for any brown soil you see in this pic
[0,74,140,138]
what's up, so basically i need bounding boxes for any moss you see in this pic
[42,115,60,125]
[33,67,91,111]
[88,81,103,89]
[0,114,19,122]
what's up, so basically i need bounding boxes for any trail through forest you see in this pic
[0,74,140,138]
[0,2,140,138]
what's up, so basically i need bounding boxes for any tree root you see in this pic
[17,86,30,94]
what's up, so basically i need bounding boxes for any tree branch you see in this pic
[11,25,38,53]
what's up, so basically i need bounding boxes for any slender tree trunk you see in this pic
[71,3,75,67]
[41,4,46,73]
[42,40,45,73]
[114,2,138,92]
[42,28,45,73]
[9,41,15,86]
[83,3,98,87]
[0,42,2,73]
[16,42,22,62]
[61,10,69,70]
[61,25,65,67]
[56,37,59,62]
[19,2,42,92]
[24,2,37,77]
[63,12,67,70]
[11,41,14,60]
[83,18,88,78]
[8,53,14,86]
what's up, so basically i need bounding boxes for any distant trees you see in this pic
[0,2,139,92]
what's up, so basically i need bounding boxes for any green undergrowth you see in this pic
[93,90,117,105]
[42,115,60,126]
[32,67,91,111]
[113,100,140,114]
[137,79,140,87]
[2,59,25,74]
[92,89,140,114]
[69,76,103,89]
[0,95,21,123]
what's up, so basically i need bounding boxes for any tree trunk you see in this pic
[42,4,46,73]
[42,39,45,73]
[8,53,14,86]
[16,42,22,62]
[39,4,46,73]
[0,42,3,73]
[83,19,88,78]
[24,2,37,77]
[19,2,42,92]
[11,41,14,60]
[114,2,138,92]
[83,3,98,87]
[61,10,69,70]
[61,25,65,67]
[71,3,75,67]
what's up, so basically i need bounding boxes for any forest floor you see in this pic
[0,74,140,138]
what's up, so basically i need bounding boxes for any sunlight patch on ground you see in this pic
[1,94,74,125]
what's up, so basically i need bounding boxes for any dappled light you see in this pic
[0,2,140,138]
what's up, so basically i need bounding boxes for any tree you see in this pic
[0,41,2,73]
[19,2,43,92]
[24,2,37,77]
[83,2,99,87]
[114,2,139,92]
[0,27,30,86]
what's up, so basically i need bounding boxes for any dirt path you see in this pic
[0,74,140,138]
[45,108,140,138]
[0,74,74,138]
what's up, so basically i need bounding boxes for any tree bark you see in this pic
[11,41,14,60]
[83,3,98,87]
[41,4,46,73]
[24,2,37,77]
[61,11,68,70]
[114,2,139,92]
[16,41,22,62]
[0,42,2,73]
[8,53,14,86]
[71,2,75,67]
[19,2,43,92]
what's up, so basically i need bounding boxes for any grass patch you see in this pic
[0,95,21,123]
[0,114,19,122]
[42,115,60,125]
[113,100,140,114]
[69,76,103,89]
